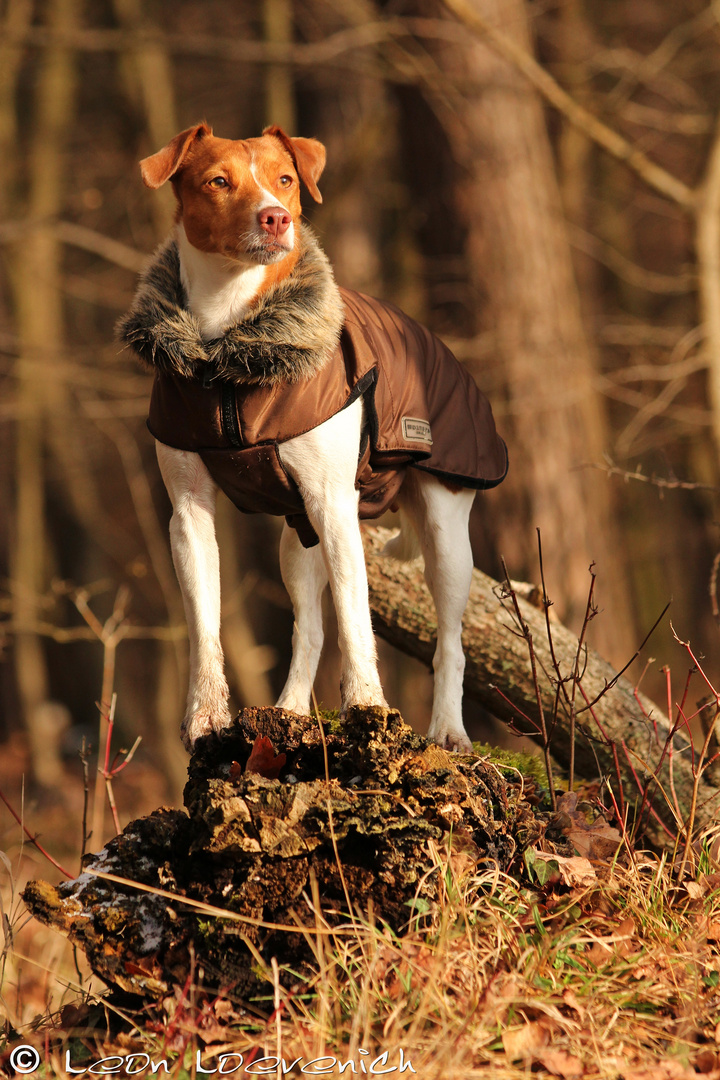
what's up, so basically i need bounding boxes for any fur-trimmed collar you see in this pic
[117,224,345,386]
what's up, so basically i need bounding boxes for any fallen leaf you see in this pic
[567,822,624,861]
[245,735,286,779]
[621,1063,702,1080]
[528,850,597,889]
[58,1002,91,1030]
[587,916,637,967]
[562,988,585,1019]
[123,955,159,977]
[694,1049,720,1074]
[502,1020,549,1061]
[552,792,623,860]
[537,1048,585,1077]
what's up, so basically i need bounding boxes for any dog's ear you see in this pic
[140,123,213,189]
[263,125,326,203]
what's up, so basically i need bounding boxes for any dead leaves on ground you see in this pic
[551,790,624,861]
[501,1020,584,1077]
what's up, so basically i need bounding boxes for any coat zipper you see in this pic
[220,384,243,448]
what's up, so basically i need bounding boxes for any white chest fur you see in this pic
[177,225,268,341]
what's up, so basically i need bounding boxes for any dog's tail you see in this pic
[380,512,423,563]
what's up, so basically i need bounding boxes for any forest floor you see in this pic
[3,734,720,1080]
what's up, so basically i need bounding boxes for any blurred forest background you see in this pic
[2,0,720,836]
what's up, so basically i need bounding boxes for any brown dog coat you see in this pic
[119,226,507,547]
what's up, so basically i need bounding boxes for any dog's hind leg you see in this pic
[275,522,328,714]
[397,470,475,753]
[156,442,232,749]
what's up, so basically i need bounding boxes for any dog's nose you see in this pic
[258,206,292,237]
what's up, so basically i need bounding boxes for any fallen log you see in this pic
[363,525,720,846]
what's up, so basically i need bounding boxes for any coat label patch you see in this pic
[402,417,433,445]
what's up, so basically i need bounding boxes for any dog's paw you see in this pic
[181,705,233,751]
[340,673,388,712]
[427,722,474,755]
[274,691,312,716]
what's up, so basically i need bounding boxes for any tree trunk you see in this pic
[262,0,295,133]
[113,0,179,236]
[11,0,80,787]
[363,525,719,848]
[112,0,188,797]
[431,0,636,664]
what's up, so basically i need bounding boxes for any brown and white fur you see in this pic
[141,123,476,753]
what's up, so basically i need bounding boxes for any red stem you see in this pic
[0,786,73,878]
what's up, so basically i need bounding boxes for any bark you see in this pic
[23,704,534,999]
[263,0,295,132]
[363,525,720,846]
[309,0,387,298]
[113,0,179,237]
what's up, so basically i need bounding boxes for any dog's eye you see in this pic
[208,176,229,189]
[278,175,294,188]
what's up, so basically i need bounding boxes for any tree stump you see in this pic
[23,706,538,999]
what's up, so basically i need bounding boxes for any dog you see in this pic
[118,123,507,754]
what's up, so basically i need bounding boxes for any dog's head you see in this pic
[139,123,326,265]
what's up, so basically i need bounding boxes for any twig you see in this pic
[0,787,72,879]
[669,626,720,878]
[576,684,627,825]
[489,683,542,734]
[568,565,598,793]
[102,694,122,836]
[535,530,598,794]
[98,693,143,838]
[677,707,719,880]
[500,558,556,810]
[580,456,720,494]
[87,869,358,935]
[79,737,91,867]
[619,742,677,841]
[566,223,695,295]
[576,600,671,714]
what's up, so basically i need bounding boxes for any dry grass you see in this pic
[4,820,720,1079]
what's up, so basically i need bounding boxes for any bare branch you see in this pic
[605,4,718,109]
[442,0,696,209]
[580,456,720,494]
[620,102,712,136]
[567,223,696,295]
[52,221,147,272]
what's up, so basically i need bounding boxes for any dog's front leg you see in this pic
[278,399,387,711]
[275,523,328,714]
[156,442,231,749]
